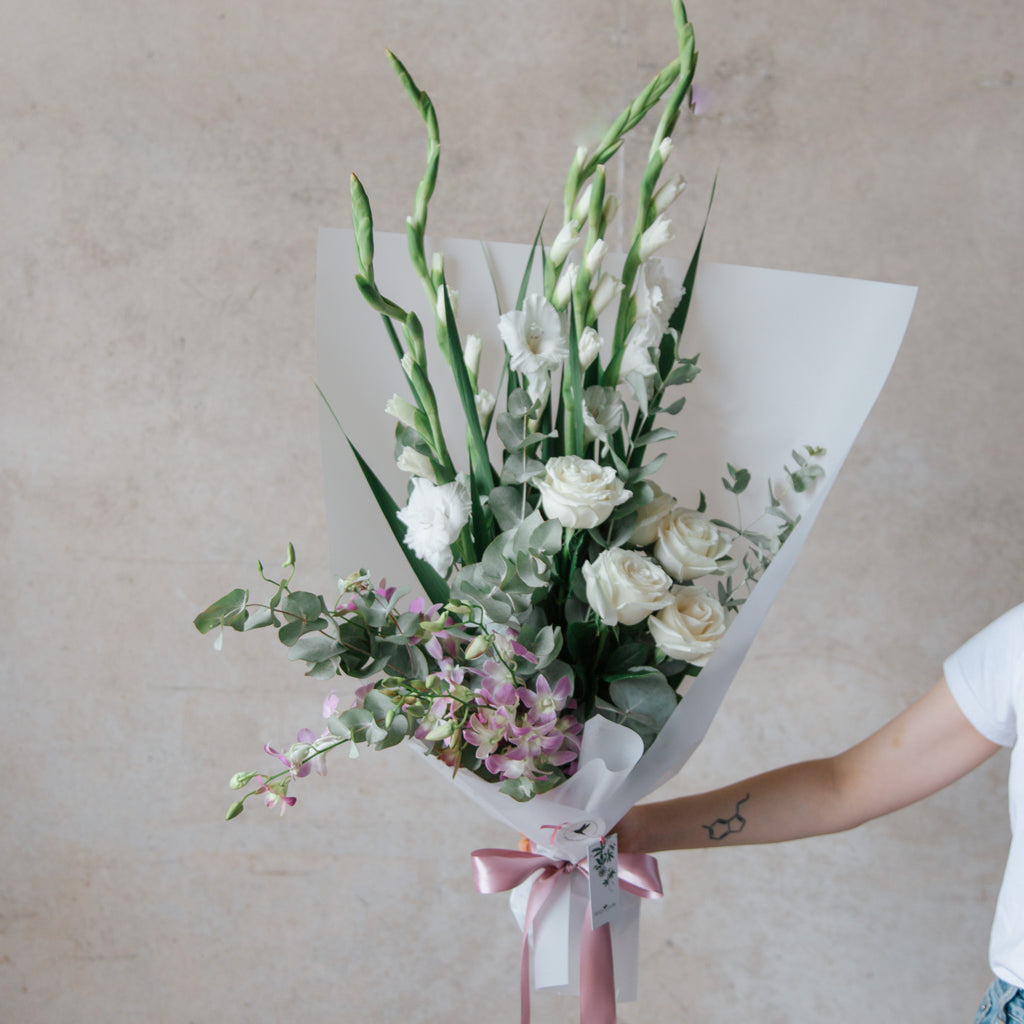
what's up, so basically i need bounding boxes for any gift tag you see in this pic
[587,834,619,929]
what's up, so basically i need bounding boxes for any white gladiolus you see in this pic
[396,477,471,575]
[582,386,625,444]
[463,334,482,378]
[591,273,622,316]
[602,194,619,226]
[585,238,608,277]
[550,220,580,265]
[396,446,437,483]
[648,585,727,666]
[400,352,415,377]
[658,136,673,163]
[578,327,603,371]
[653,174,687,215]
[498,294,568,376]
[436,283,458,322]
[638,215,674,262]
[582,547,674,627]
[572,183,593,224]
[535,455,630,529]
[474,387,496,422]
[553,261,579,309]
[636,260,685,334]
[385,394,420,432]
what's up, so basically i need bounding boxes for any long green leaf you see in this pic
[439,281,496,494]
[315,383,449,605]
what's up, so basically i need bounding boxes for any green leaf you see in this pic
[286,635,344,663]
[316,383,450,606]
[194,589,248,634]
[242,606,277,631]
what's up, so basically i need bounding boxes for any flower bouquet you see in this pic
[197,1,916,1016]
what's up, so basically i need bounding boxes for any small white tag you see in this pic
[587,834,619,929]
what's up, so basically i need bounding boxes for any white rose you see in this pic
[630,482,676,546]
[648,585,727,666]
[582,548,674,626]
[654,507,732,581]
[534,456,631,529]
[396,477,471,575]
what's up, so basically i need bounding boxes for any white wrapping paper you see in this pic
[316,227,916,999]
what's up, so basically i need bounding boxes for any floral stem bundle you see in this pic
[196,0,828,818]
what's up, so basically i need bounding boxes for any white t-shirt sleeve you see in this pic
[944,603,1024,748]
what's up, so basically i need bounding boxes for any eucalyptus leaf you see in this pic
[193,589,248,635]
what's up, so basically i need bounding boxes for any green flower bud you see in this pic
[225,801,245,821]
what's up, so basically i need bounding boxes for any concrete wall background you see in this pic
[4,0,1022,1020]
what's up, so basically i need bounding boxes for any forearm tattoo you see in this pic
[702,794,750,841]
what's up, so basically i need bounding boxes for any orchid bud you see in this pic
[229,771,258,790]
[225,801,245,821]
[464,635,491,660]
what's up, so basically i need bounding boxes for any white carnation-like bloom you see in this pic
[497,294,568,377]
[654,507,732,582]
[396,477,471,575]
[534,455,630,529]
[582,386,624,444]
[648,584,727,665]
[630,481,677,546]
[582,547,674,627]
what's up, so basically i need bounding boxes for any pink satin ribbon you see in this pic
[471,845,662,1024]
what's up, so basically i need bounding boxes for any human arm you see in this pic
[616,677,1002,854]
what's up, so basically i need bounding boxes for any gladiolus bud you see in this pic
[658,137,673,163]
[653,174,687,215]
[553,261,579,309]
[592,273,622,316]
[639,216,674,261]
[550,220,579,265]
[585,239,608,277]
[463,333,482,377]
[385,394,421,431]
[572,184,593,225]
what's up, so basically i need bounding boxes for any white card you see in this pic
[587,834,620,930]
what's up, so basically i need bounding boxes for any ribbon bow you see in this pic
[471,845,662,1024]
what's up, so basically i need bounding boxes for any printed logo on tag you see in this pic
[587,833,619,929]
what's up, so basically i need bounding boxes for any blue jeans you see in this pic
[976,978,1024,1023]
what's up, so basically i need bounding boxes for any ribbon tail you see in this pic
[579,909,617,1024]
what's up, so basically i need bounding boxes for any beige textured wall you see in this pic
[4,1,1023,1021]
